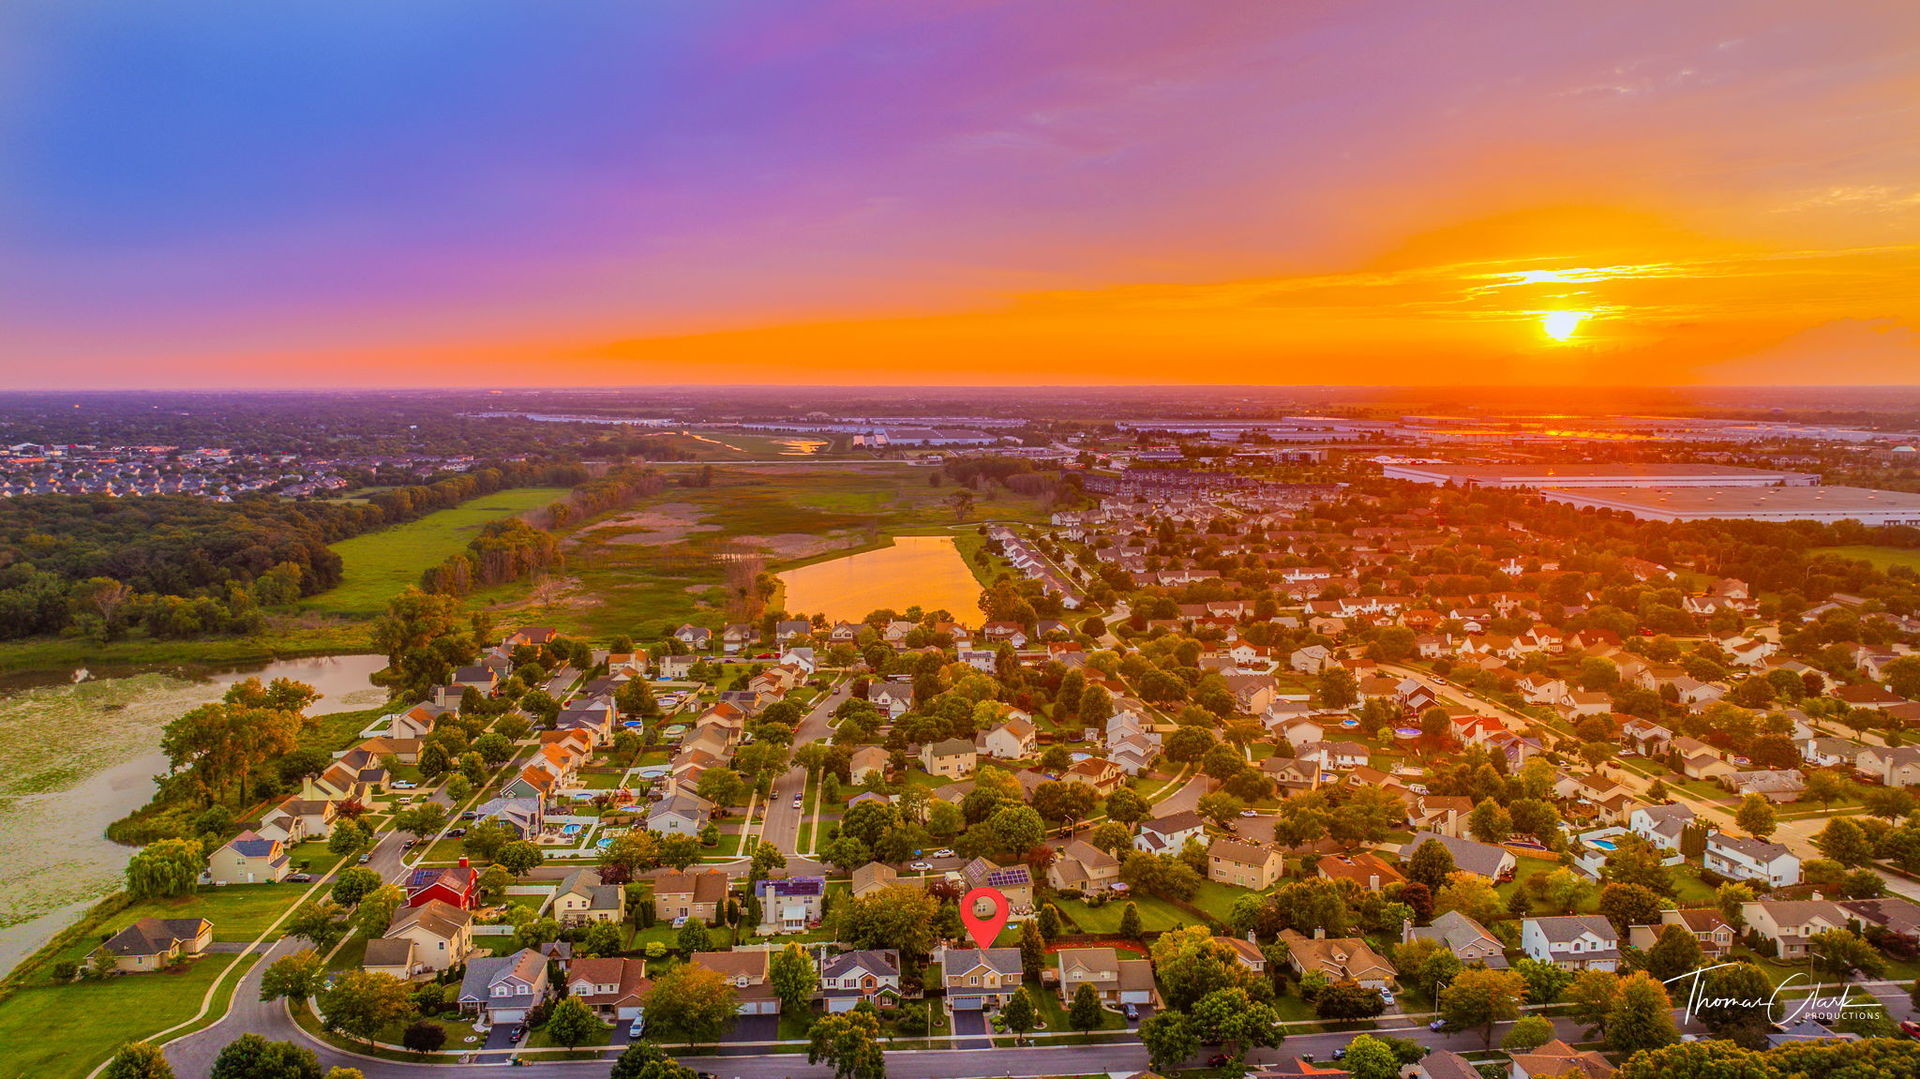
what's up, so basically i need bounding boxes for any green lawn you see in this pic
[1056,895,1187,933]
[1189,880,1256,923]
[1812,546,1920,574]
[0,953,243,1079]
[72,884,304,956]
[302,486,570,616]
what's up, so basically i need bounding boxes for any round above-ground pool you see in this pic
[1393,727,1422,739]
[635,766,670,779]
[1340,719,1360,728]
[1070,752,1091,762]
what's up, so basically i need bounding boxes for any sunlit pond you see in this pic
[778,535,981,623]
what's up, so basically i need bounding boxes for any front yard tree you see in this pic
[1069,983,1104,1031]
[496,839,546,875]
[1809,928,1885,980]
[609,1042,698,1079]
[126,838,204,898]
[1001,987,1036,1045]
[1565,969,1623,1038]
[1735,794,1777,839]
[321,970,415,1044]
[1501,1015,1556,1052]
[643,962,740,1046]
[1196,791,1245,830]
[258,949,328,1005]
[1192,986,1281,1062]
[658,833,702,870]
[1103,786,1149,826]
[598,831,663,885]
[807,1010,887,1079]
[1139,1010,1199,1072]
[287,899,350,951]
[1645,924,1705,983]
[1604,972,1679,1052]
[545,995,609,1049]
[1341,1035,1401,1079]
[769,943,819,1016]
[393,803,449,841]
[1814,818,1874,867]
[352,884,406,936]
[208,1034,323,1079]
[330,867,382,907]
[461,820,514,862]
[401,1021,447,1054]
[749,839,787,882]
[1406,839,1456,891]
[104,1042,175,1079]
[1438,967,1525,1048]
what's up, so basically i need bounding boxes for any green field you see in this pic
[0,953,243,1079]
[303,487,570,616]
[472,464,1055,639]
[1813,545,1920,574]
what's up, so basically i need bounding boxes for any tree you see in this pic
[1685,961,1773,1036]
[258,949,328,1005]
[126,839,203,898]
[770,943,819,1017]
[1598,882,1665,936]
[1604,971,1679,1052]
[401,1021,447,1054]
[1314,667,1358,710]
[609,1042,698,1079]
[1139,1010,1198,1072]
[496,840,546,875]
[209,1035,322,1079]
[1467,799,1512,844]
[1406,839,1456,891]
[351,884,405,937]
[327,819,371,856]
[657,833,702,871]
[1069,983,1104,1032]
[1001,987,1036,1045]
[330,867,382,907]
[1564,968,1622,1038]
[1118,902,1143,940]
[1104,787,1149,825]
[1191,986,1280,1061]
[1716,882,1756,929]
[675,917,712,956]
[286,899,349,951]
[103,1042,175,1079]
[1341,1035,1400,1079]
[1196,791,1246,829]
[643,962,739,1045]
[749,839,787,881]
[319,970,415,1044]
[392,803,449,841]
[1804,769,1851,809]
[1514,958,1573,1006]
[1316,978,1387,1019]
[1814,818,1874,866]
[1734,794,1776,839]
[807,1010,886,1079]
[1438,967,1525,1048]
[1433,871,1503,926]
[1019,920,1045,979]
[545,995,610,1049]
[1644,923,1705,983]
[833,884,939,959]
[1808,928,1885,980]
[599,831,663,885]
[1502,1015,1555,1052]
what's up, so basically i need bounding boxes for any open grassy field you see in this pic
[0,952,243,1079]
[1813,545,1920,574]
[471,464,1055,639]
[302,486,570,616]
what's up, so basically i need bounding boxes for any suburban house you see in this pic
[848,746,891,781]
[1406,910,1507,968]
[1411,1050,1485,1079]
[1317,852,1404,890]
[646,791,716,836]
[757,876,828,934]
[1208,839,1285,890]
[1627,908,1735,958]
[980,716,1038,760]
[960,859,1034,912]
[1509,1040,1617,1079]
[1722,769,1806,803]
[653,868,731,923]
[206,830,290,885]
[1047,839,1122,893]
[378,899,474,973]
[553,869,624,926]
[868,683,914,719]
[472,795,545,838]
[1857,745,1920,788]
[818,949,902,1012]
[1521,915,1621,971]
[1410,795,1475,838]
[1400,832,1515,881]
[850,861,899,899]
[564,956,652,1021]
[1064,756,1126,794]
[258,797,336,845]
[458,948,551,1026]
[100,917,212,973]
[1740,899,1852,959]
[920,737,978,779]
[1276,930,1398,989]
[363,937,422,980]
[1628,804,1696,853]
[1055,946,1158,1006]
[406,858,480,910]
[1134,811,1208,855]
[694,950,781,1014]
[1704,832,1801,887]
[940,946,1025,1010]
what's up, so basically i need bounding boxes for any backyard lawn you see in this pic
[0,953,244,1079]
[69,883,304,958]
[1056,895,1186,933]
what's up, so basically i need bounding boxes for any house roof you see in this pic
[406,863,478,898]
[364,937,416,967]
[1210,839,1277,868]
[102,917,210,958]
[821,949,900,980]
[1507,1040,1616,1078]
[1277,930,1397,981]
[1527,914,1619,945]
[1399,832,1510,878]
[941,946,1023,978]
[390,898,472,939]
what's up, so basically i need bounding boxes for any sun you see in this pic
[1540,310,1590,342]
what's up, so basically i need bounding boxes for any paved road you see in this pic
[762,681,851,857]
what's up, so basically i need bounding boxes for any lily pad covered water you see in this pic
[0,654,387,977]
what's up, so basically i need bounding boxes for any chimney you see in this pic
[1313,927,1326,940]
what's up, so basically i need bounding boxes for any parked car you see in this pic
[1428,1019,1449,1032]
[933,848,956,858]
[1901,1019,1920,1041]
[509,1025,527,1045]
[629,1014,647,1038]
[1123,1003,1139,1021]
[448,828,466,837]
[908,860,934,871]
[1207,1054,1230,1068]
[1378,987,1395,1007]
[287,872,314,883]
[392,780,416,790]
[1240,809,1258,817]
[1332,1047,1347,1061]
[357,853,371,864]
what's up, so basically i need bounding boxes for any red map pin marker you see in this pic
[960,886,1011,950]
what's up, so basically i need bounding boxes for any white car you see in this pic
[908,860,934,871]
[933,848,955,858]
[628,1014,647,1038]
[1240,809,1258,817]
[1378,988,1395,1007]
[392,780,417,790]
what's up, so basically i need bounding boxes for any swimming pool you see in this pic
[561,824,584,837]
[596,837,616,850]
[1589,839,1618,851]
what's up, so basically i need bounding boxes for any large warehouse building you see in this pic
[1538,485,1920,525]
[1380,463,1821,488]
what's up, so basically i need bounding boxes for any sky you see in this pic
[1,0,1918,388]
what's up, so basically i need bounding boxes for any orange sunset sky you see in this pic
[1,1,1917,387]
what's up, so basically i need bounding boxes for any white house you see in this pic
[1704,832,1800,887]
[1521,915,1620,971]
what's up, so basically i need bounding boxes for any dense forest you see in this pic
[0,461,589,640]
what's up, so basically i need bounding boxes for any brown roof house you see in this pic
[100,917,212,973]
[1047,839,1123,894]
[693,949,780,1014]
[1208,839,1284,890]
[1056,946,1159,1006]
[376,899,473,973]
[1277,929,1398,989]
[653,868,730,924]
[565,956,652,1021]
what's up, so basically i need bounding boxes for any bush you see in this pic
[50,960,78,982]
[401,1021,447,1053]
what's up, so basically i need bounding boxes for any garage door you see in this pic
[951,996,985,1011]
[742,1000,779,1015]
[492,1008,527,1023]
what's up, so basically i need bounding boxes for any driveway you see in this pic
[728,1014,780,1042]
[950,1007,991,1046]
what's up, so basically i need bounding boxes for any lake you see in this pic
[778,535,982,623]
[0,653,387,977]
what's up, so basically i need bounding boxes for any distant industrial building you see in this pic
[1381,463,1820,489]
[1539,485,1920,525]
